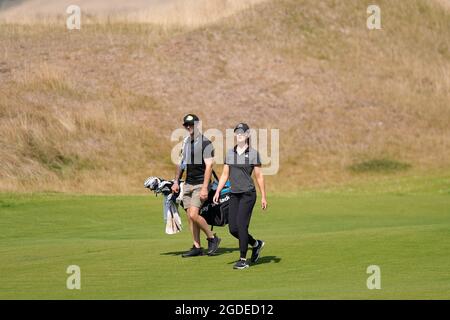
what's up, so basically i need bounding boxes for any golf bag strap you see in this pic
[212,169,219,182]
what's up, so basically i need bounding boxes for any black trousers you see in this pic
[228,191,257,259]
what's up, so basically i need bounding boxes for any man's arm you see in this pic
[174,164,184,183]
[172,137,188,193]
[200,158,213,201]
[171,165,184,193]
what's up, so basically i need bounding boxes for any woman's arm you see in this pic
[213,165,230,204]
[254,166,267,210]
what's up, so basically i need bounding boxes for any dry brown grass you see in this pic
[1,0,449,194]
[434,0,450,10]
[0,0,267,26]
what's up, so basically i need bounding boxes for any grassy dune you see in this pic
[0,0,449,194]
[0,0,268,26]
[0,175,449,299]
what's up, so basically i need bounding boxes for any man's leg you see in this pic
[189,206,221,255]
[191,208,201,248]
[186,208,201,248]
[181,184,204,257]
[181,206,204,257]
[188,206,214,239]
[188,185,221,255]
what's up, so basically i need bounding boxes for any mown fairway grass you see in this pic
[0,176,449,299]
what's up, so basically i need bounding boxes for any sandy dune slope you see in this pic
[0,0,267,25]
[434,0,450,10]
[0,0,449,193]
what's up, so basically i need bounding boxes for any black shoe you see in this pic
[250,240,265,263]
[182,246,204,257]
[233,259,250,269]
[207,234,221,256]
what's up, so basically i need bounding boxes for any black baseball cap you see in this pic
[234,123,250,133]
[183,114,199,126]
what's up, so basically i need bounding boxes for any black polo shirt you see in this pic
[224,146,261,193]
[183,134,214,185]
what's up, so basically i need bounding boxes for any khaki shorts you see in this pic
[182,183,208,209]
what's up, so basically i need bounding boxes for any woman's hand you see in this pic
[261,197,268,210]
[213,191,220,204]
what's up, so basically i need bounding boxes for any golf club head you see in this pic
[144,177,161,190]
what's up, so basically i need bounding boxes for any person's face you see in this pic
[235,130,249,144]
[183,123,195,135]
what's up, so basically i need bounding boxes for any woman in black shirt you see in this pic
[213,123,267,269]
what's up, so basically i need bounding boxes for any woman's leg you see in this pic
[228,193,240,240]
[236,191,257,259]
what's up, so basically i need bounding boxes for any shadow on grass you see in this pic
[161,247,240,256]
[254,256,282,265]
[226,256,282,266]
[161,249,282,265]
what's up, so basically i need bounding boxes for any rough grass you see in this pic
[0,0,268,26]
[0,175,449,299]
[349,159,411,174]
[0,0,449,193]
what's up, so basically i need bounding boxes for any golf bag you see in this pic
[200,175,231,227]
[144,177,183,235]
[144,172,231,232]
